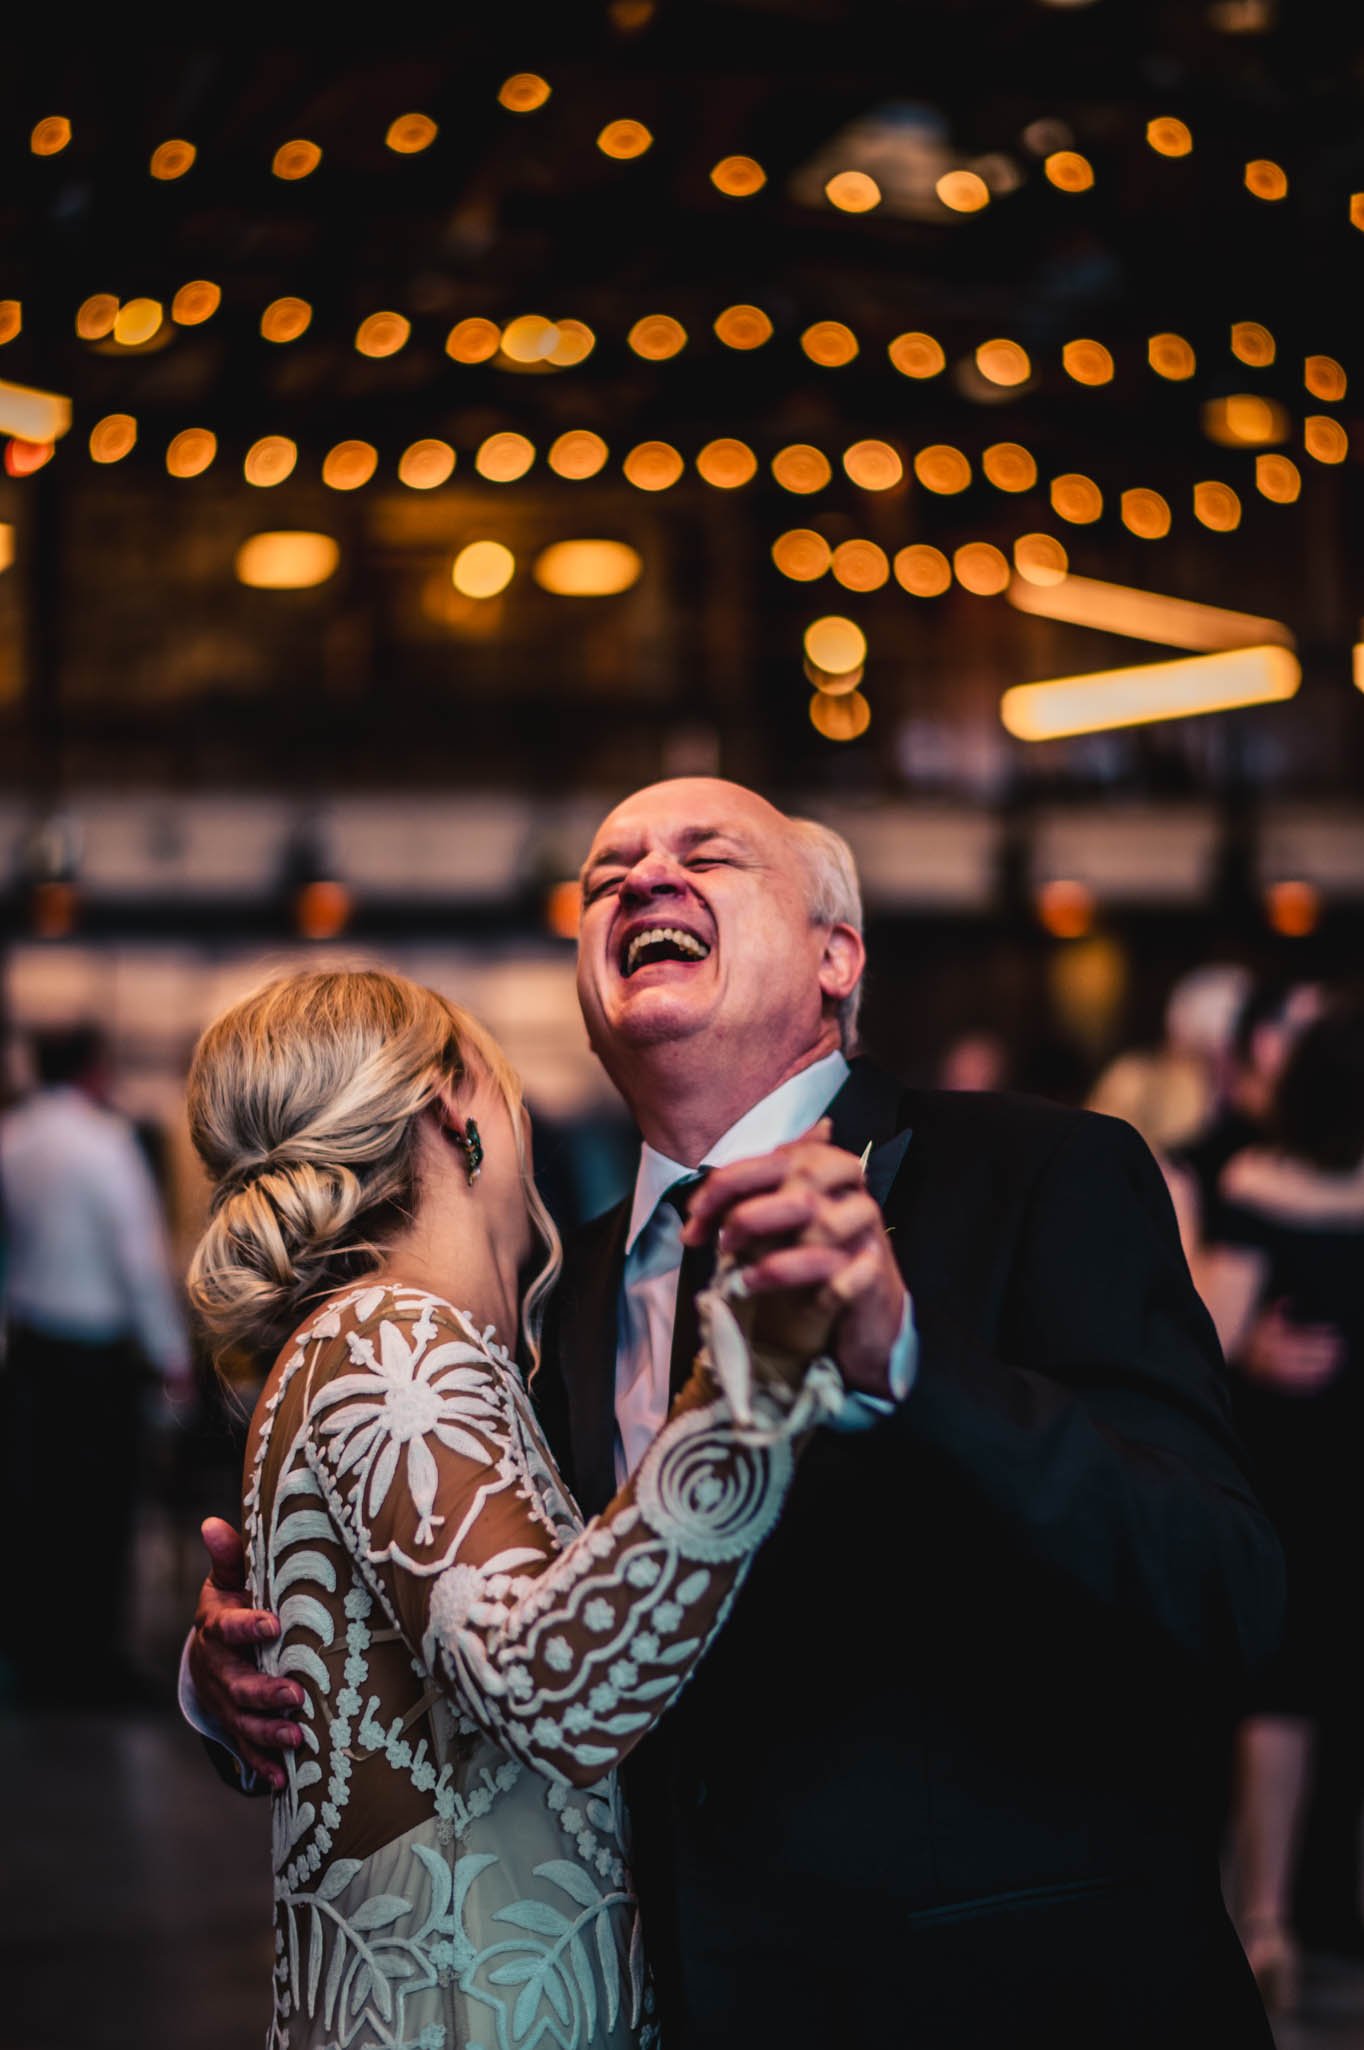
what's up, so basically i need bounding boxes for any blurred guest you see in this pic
[1179,978,1325,1243]
[1199,1003,1364,2011]
[936,1027,1012,1094]
[0,1024,191,1705]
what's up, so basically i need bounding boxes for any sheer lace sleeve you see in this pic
[300,1283,840,1789]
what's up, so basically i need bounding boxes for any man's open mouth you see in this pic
[620,926,713,977]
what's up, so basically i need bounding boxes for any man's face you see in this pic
[576,779,835,1076]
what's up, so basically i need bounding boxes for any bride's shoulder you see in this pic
[291,1281,519,1378]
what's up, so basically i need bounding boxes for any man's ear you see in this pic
[817,922,865,1008]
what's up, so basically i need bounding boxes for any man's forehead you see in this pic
[585,779,786,860]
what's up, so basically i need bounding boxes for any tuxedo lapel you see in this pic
[558,1200,629,1519]
[826,1058,913,1195]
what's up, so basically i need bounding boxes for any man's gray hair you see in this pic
[787,816,864,1052]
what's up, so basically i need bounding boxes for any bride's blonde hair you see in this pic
[186,966,560,1370]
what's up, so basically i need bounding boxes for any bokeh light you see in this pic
[386,113,438,154]
[452,541,515,597]
[244,436,299,487]
[546,320,595,367]
[914,444,972,494]
[322,441,378,490]
[1193,481,1242,530]
[936,170,990,212]
[1037,881,1095,940]
[831,540,889,591]
[623,441,684,490]
[476,433,536,482]
[1062,339,1114,385]
[844,440,903,490]
[499,74,551,112]
[1245,159,1288,200]
[1305,355,1347,402]
[810,691,871,741]
[953,543,1010,595]
[1013,533,1070,585]
[711,155,766,196]
[628,314,687,359]
[1304,416,1348,464]
[166,428,217,478]
[235,532,338,589]
[1050,473,1103,523]
[802,321,859,367]
[889,332,945,379]
[1265,881,1320,938]
[172,280,220,326]
[31,117,72,156]
[273,140,322,180]
[714,304,773,350]
[696,438,757,488]
[1121,487,1172,538]
[894,545,952,596]
[446,317,501,364]
[598,120,653,159]
[1202,395,1289,446]
[261,297,312,343]
[1044,151,1094,192]
[1147,117,1193,156]
[772,530,831,581]
[804,616,867,673]
[356,311,410,357]
[804,655,863,697]
[1231,321,1275,367]
[533,540,641,595]
[826,171,881,212]
[983,442,1037,492]
[549,430,609,480]
[500,314,559,363]
[113,298,163,347]
[5,440,55,477]
[772,444,832,494]
[1149,332,1196,380]
[150,139,196,180]
[398,440,456,489]
[1255,453,1301,502]
[76,294,119,340]
[89,414,137,464]
[976,339,1031,387]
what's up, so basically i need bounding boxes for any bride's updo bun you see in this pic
[186,966,554,1364]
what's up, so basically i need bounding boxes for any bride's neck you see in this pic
[368,1156,526,1343]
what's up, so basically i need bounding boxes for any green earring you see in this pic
[460,1118,484,1186]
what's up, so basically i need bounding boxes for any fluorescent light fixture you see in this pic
[1007,572,1293,652]
[0,379,72,443]
[1000,645,1301,740]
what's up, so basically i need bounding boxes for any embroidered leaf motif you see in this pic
[278,1593,335,1644]
[346,1893,410,1931]
[273,1548,336,1598]
[493,1898,573,1938]
[534,1858,603,1909]
[315,1858,363,1902]
[597,1910,623,2030]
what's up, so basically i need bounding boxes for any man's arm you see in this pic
[183,1518,301,1792]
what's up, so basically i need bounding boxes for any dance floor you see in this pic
[2,1706,1363,2048]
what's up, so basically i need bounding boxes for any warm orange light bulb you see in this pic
[623,441,684,491]
[398,440,456,489]
[826,170,882,213]
[476,433,536,482]
[1149,333,1196,380]
[386,112,438,154]
[983,443,1037,493]
[772,445,831,494]
[598,119,653,159]
[894,545,952,597]
[1147,117,1193,157]
[696,439,757,488]
[714,304,773,350]
[772,530,832,581]
[1121,488,1171,538]
[1050,473,1103,523]
[628,314,687,360]
[844,440,903,491]
[548,431,609,480]
[1044,151,1094,193]
[261,297,312,343]
[499,74,551,112]
[914,445,972,494]
[445,318,501,364]
[172,280,221,326]
[889,332,945,379]
[953,543,1009,596]
[831,540,890,592]
[802,321,859,367]
[936,170,990,212]
[150,139,196,180]
[322,441,378,491]
[711,155,766,197]
[166,428,217,478]
[273,139,322,180]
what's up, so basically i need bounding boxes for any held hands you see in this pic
[190,1518,300,1791]
[682,1117,909,1400]
[1243,1299,1345,1394]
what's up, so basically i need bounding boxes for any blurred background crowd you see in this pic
[2,1,1362,2041]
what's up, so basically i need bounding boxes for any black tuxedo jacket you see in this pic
[534,1061,1283,2048]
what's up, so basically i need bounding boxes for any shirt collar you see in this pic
[624,1049,850,1254]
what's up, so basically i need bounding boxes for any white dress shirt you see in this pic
[615,1049,915,1485]
[0,1085,188,1377]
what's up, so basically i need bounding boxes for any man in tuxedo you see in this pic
[188,777,1282,2046]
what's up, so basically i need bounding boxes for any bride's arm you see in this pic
[300,1293,838,1788]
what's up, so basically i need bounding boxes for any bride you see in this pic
[186,966,842,2049]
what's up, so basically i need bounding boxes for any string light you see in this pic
[772,530,831,581]
[0,302,22,346]
[1351,194,1364,231]
[244,436,299,487]
[533,541,641,595]
[1147,117,1192,156]
[446,317,501,363]
[499,74,551,112]
[623,440,683,490]
[398,440,456,489]
[1050,473,1103,523]
[1302,415,1348,464]
[1001,646,1300,740]
[983,443,1037,492]
[804,655,863,696]
[150,139,196,180]
[476,432,535,482]
[696,439,757,488]
[0,381,71,444]
[1244,159,1288,200]
[89,414,137,464]
[1044,151,1094,192]
[1265,881,1320,938]
[166,428,217,478]
[356,312,410,358]
[261,297,312,343]
[172,281,220,326]
[112,298,163,347]
[1193,481,1242,530]
[4,439,55,477]
[802,322,859,367]
[1062,339,1114,385]
[235,533,338,589]
[386,113,438,153]
[322,441,378,490]
[597,120,652,159]
[547,320,595,366]
[1202,395,1289,446]
[1231,321,1275,367]
[976,339,1031,387]
[825,171,881,212]
[1255,453,1301,502]
[831,540,889,591]
[894,545,952,596]
[1013,534,1069,586]
[714,304,773,349]
[548,430,609,480]
[31,117,72,156]
[452,541,515,597]
[628,314,687,359]
[0,523,11,572]
[889,332,945,379]
[809,692,871,741]
[804,616,867,673]
[1149,333,1196,380]
[936,170,990,212]
[76,295,118,340]
[499,314,558,363]
[1008,574,1291,651]
[1304,355,1346,402]
[954,543,1009,596]
[914,445,971,494]
[1121,488,1172,537]
[711,156,766,196]
[273,140,322,180]
[844,440,903,490]
[772,444,831,494]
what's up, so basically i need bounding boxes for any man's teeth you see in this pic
[625,927,711,975]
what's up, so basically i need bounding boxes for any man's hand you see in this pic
[1242,1300,1345,1395]
[683,1119,909,1398]
[190,1517,301,1791]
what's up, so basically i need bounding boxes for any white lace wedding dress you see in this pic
[245,1279,838,2049]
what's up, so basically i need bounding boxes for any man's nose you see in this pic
[619,856,686,905]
